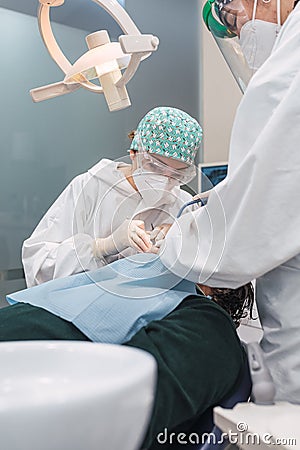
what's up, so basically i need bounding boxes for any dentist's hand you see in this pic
[193,189,212,202]
[94,219,152,258]
[148,223,172,254]
[126,219,153,252]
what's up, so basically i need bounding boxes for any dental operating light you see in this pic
[30,0,159,111]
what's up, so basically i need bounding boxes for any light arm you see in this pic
[91,0,141,35]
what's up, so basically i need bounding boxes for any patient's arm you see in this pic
[124,296,245,449]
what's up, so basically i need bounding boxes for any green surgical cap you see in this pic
[131,106,203,165]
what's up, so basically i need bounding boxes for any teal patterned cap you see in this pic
[131,107,203,165]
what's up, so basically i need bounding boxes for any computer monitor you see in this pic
[198,162,228,192]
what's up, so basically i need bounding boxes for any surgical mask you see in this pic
[133,170,178,208]
[240,20,280,70]
[240,0,281,71]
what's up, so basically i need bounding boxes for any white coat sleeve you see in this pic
[160,28,300,288]
[22,176,100,287]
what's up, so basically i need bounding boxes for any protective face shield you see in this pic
[203,0,281,91]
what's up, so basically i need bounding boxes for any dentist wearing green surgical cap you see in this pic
[160,0,300,403]
[22,107,202,287]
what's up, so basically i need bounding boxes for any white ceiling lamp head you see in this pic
[30,0,159,112]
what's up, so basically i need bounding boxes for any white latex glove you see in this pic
[193,189,212,201]
[150,223,172,246]
[93,219,152,258]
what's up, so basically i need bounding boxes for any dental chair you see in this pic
[197,351,251,450]
[191,342,274,450]
[182,344,251,450]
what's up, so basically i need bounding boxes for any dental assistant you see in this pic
[160,0,300,402]
[22,107,202,287]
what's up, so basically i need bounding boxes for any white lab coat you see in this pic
[160,4,300,402]
[23,158,193,287]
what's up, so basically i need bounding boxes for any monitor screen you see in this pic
[198,162,228,192]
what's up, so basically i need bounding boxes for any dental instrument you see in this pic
[149,198,207,250]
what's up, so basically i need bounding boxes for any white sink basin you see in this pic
[0,341,157,450]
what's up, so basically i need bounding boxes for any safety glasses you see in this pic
[137,152,196,185]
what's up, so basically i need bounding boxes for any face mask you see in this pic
[132,170,178,208]
[240,20,280,71]
[239,0,281,72]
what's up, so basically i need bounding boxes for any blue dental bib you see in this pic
[7,254,196,343]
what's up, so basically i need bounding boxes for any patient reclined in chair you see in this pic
[3,253,254,449]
